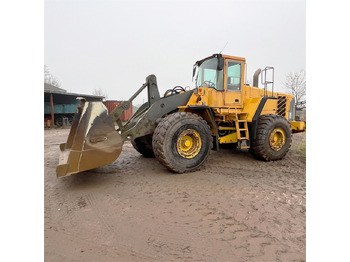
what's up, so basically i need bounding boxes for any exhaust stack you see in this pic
[253,68,261,88]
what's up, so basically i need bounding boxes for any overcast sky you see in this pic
[45,0,305,105]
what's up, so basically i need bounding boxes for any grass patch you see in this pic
[291,143,306,159]
[290,132,306,160]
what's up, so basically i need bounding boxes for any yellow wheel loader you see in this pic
[56,54,306,178]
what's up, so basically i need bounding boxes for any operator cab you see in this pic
[193,54,246,107]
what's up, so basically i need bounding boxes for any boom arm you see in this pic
[110,75,160,131]
[109,74,193,141]
[56,74,192,178]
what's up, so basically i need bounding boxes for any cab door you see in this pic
[224,60,243,107]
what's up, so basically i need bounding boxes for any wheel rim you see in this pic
[176,129,202,158]
[269,128,286,151]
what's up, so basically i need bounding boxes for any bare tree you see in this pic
[44,65,61,87]
[92,87,108,99]
[284,69,306,106]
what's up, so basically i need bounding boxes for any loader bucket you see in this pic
[56,101,124,178]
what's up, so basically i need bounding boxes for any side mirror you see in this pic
[217,57,224,71]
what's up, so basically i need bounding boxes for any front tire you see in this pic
[152,112,212,173]
[250,114,291,161]
[131,135,155,158]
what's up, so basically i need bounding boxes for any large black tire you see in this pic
[152,112,212,173]
[131,135,155,158]
[250,114,292,161]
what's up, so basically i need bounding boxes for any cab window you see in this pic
[227,61,241,91]
[196,58,224,91]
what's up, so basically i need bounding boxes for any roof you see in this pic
[44,83,105,101]
[221,54,246,62]
[195,53,246,66]
[44,83,67,94]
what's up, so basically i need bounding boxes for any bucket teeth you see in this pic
[56,102,124,178]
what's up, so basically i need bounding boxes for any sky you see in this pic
[44,0,305,105]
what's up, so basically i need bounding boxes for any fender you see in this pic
[183,105,220,151]
[250,97,277,140]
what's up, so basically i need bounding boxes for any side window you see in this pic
[227,61,241,91]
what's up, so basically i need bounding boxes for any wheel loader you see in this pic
[56,54,306,178]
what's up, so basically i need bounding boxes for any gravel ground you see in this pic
[45,129,306,262]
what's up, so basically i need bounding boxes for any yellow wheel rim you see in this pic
[176,129,202,158]
[269,128,286,151]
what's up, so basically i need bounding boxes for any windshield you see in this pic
[195,58,224,91]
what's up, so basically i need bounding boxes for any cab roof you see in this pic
[221,54,246,61]
[194,54,246,66]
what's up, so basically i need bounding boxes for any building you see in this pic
[44,83,104,127]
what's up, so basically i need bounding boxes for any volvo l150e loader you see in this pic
[56,54,306,178]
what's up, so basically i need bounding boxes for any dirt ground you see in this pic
[44,129,306,262]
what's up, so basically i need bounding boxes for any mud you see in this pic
[45,129,306,261]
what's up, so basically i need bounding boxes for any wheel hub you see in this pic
[269,128,286,151]
[177,129,202,158]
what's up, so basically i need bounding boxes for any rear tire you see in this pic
[152,112,212,173]
[250,114,291,161]
[131,135,155,158]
